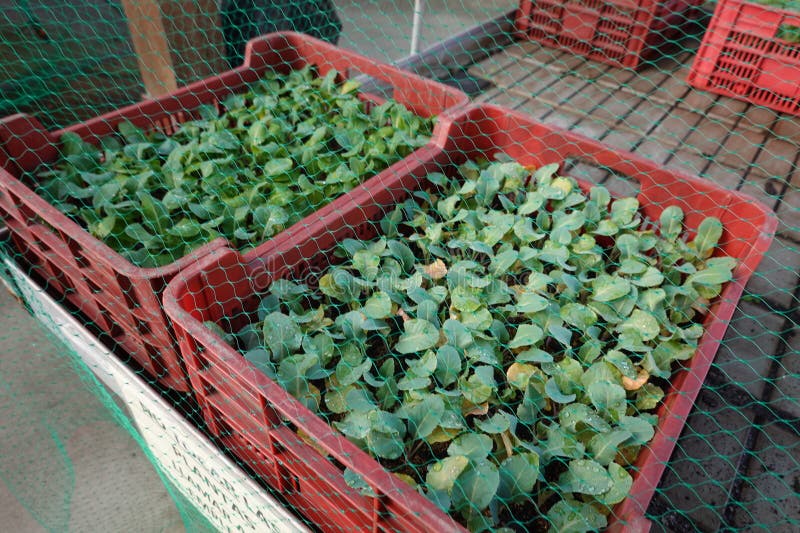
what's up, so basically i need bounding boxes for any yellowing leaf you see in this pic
[622,369,650,391]
[424,259,448,280]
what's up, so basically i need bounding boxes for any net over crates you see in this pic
[0,1,798,532]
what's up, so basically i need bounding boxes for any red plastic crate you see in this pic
[515,0,703,69]
[0,32,467,392]
[687,0,800,115]
[164,104,775,531]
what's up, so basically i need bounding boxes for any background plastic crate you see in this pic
[687,0,800,115]
[164,103,776,531]
[0,31,467,392]
[515,0,703,69]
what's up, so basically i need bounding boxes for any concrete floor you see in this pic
[337,0,513,61]
[0,286,185,532]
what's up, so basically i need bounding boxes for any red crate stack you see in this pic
[688,0,800,115]
[164,104,775,531]
[0,32,467,391]
[516,0,703,69]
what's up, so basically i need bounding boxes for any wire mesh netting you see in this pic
[0,1,798,532]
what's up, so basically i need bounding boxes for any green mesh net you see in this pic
[1,1,799,531]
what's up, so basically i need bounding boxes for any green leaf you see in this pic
[364,291,392,319]
[618,415,656,445]
[417,299,441,327]
[558,403,610,434]
[91,215,117,239]
[588,430,633,466]
[335,411,371,440]
[167,219,202,239]
[462,366,496,404]
[542,425,585,460]
[395,319,440,354]
[443,319,473,349]
[479,213,514,246]
[353,249,381,280]
[476,169,501,206]
[592,274,631,302]
[687,261,735,286]
[262,311,302,360]
[263,157,294,176]
[461,307,493,332]
[448,433,494,461]
[475,412,512,434]
[547,498,607,533]
[404,395,445,439]
[92,181,121,208]
[243,348,275,378]
[633,266,665,288]
[452,459,500,512]
[560,303,597,329]
[490,249,518,276]
[517,382,546,424]
[138,191,170,234]
[427,455,469,492]
[387,240,415,272]
[690,217,723,259]
[545,378,577,404]
[340,79,360,94]
[497,452,539,503]
[618,309,660,342]
[548,357,584,396]
[515,291,550,314]
[533,162,559,182]
[604,350,637,379]
[516,348,554,364]
[435,345,462,387]
[564,459,613,495]
[635,383,665,410]
[597,462,633,506]
[588,381,627,419]
[619,258,647,275]
[325,384,357,414]
[652,340,695,369]
[509,324,544,349]
[366,411,406,459]
[659,205,684,241]
[518,190,544,215]
[615,233,639,258]
[610,197,639,227]
[336,358,372,387]
[343,468,377,497]
[548,324,573,347]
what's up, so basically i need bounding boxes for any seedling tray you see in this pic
[163,104,775,531]
[0,31,467,391]
[688,0,800,115]
[516,0,703,69]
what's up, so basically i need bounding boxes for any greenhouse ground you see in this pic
[2,2,800,532]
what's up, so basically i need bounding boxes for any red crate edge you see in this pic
[164,103,777,531]
[687,0,800,115]
[517,0,703,69]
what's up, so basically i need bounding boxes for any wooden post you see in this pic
[160,0,227,84]
[121,0,226,98]
[120,0,178,97]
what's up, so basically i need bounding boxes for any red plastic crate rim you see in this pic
[687,0,800,115]
[0,32,467,391]
[164,104,776,531]
[515,0,703,69]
